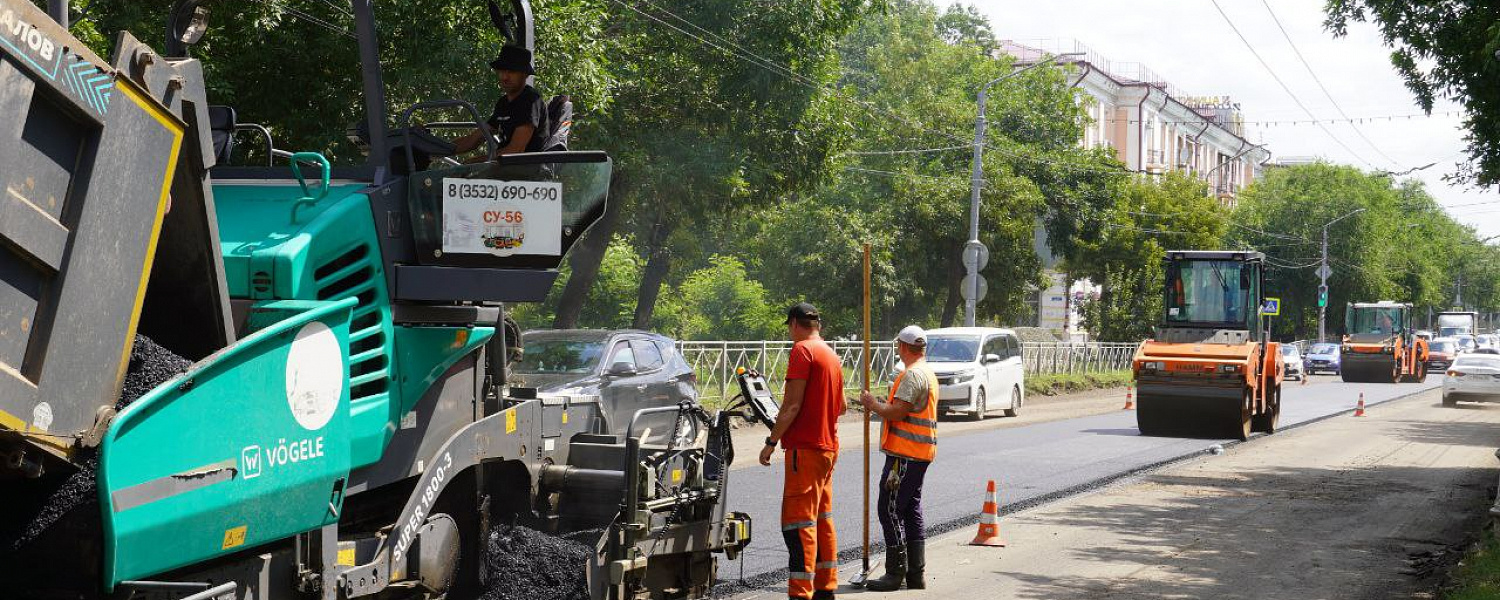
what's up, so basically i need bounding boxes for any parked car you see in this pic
[1443,353,1500,406]
[1303,342,1341,375]
[513,329,697,438]
[1428,338,1460,372]
[1279,344,1305,380]
[916,327,1026,420]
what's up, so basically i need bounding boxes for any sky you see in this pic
[956,0,1500,237]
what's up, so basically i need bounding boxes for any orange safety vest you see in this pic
[881,361,939,462]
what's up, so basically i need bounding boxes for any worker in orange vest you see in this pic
[760,302,845,600]
[859,325,938,592]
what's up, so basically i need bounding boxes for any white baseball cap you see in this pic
[896,325,927,346]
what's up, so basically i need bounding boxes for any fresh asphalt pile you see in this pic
[4,335,191,549]
[480,525,596,600]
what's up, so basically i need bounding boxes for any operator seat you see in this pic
[207,105,236,164]
[541,94,573,151]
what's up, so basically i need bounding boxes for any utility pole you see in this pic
[1318,228,1329,342]
[1456,273,1464,310]
[1317,208,1365,342]
[964,52,1082,326]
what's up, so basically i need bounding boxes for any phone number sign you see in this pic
[441,178,563,257]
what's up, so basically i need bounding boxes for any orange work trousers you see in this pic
[782,448,838,599]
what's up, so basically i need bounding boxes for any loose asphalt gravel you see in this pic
[480,525,595,600]
[2,335,191,550]
[713,375,1441,591]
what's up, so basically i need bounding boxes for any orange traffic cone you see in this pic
[1123,388,1135,410]
[1354,393,1366,417]
[969,480,1006,547]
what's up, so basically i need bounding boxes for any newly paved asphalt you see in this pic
[718,376,1441,582]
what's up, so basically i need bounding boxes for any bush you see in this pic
[655,256,781,340]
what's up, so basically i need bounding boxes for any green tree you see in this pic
[512,235,642,330]
[552,0,873,330]
[1228,162,1492,338]
[655,256,780,340]
[66,0,619,161]
[819,0,1112,331]
[1068,172,1226,341]
[1324,1,1500,185]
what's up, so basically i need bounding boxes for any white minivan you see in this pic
[906,327,1026,420]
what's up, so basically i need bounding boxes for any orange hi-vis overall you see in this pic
[881,366,938,462]
[782,448,838,599]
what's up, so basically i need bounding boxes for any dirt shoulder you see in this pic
[784,388,1500,600]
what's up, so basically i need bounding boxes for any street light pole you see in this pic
[1318,207,1366,342]
[965,52,1083,326]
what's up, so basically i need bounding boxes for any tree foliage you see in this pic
[48,0,1495,344]
[655,256,781,340]
[1324,1,1500,185]
[1230,162,1499,338]
[1070,173,1226,341]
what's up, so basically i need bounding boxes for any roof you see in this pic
[1349,302,1411,308]
[521,328,660,341]
[1165,250,1265,262]
[926,327,1017,336]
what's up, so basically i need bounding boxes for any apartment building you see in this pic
[1005,39,1272,203]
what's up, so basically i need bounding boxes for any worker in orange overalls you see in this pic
[859,325,938,592]
[759,302,845,600]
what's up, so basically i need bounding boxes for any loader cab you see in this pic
[1160,250,1265,338]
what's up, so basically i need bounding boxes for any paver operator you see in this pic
[759,302,845,600]
[454,45,550,156]
[859,325,938,592]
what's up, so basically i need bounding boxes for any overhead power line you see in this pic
[1208,0,1375,168]
[841,145,972,156]
[1257,0,1400,168]
[1100,110,1465,128]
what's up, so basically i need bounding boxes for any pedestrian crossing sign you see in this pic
[1260,298,1281,316]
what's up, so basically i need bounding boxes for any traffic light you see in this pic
[1317,285,1329,308]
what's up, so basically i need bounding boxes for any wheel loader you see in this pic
[1340,302,1429,383]
[1133,251,1283,441]
[0,1,751,598]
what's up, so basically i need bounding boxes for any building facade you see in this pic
[1005,39,1272,202]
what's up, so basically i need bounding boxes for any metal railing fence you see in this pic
[1019,342,1138,376]
[676,340,1141,404]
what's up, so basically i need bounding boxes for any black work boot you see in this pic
[812,591,837,600]
[865,546,907,592]
[905,540,926,590]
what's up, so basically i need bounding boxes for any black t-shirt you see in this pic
[487,85,549,153]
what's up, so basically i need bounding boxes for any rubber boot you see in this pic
[905,540,926,590]
[865,546,907,592]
